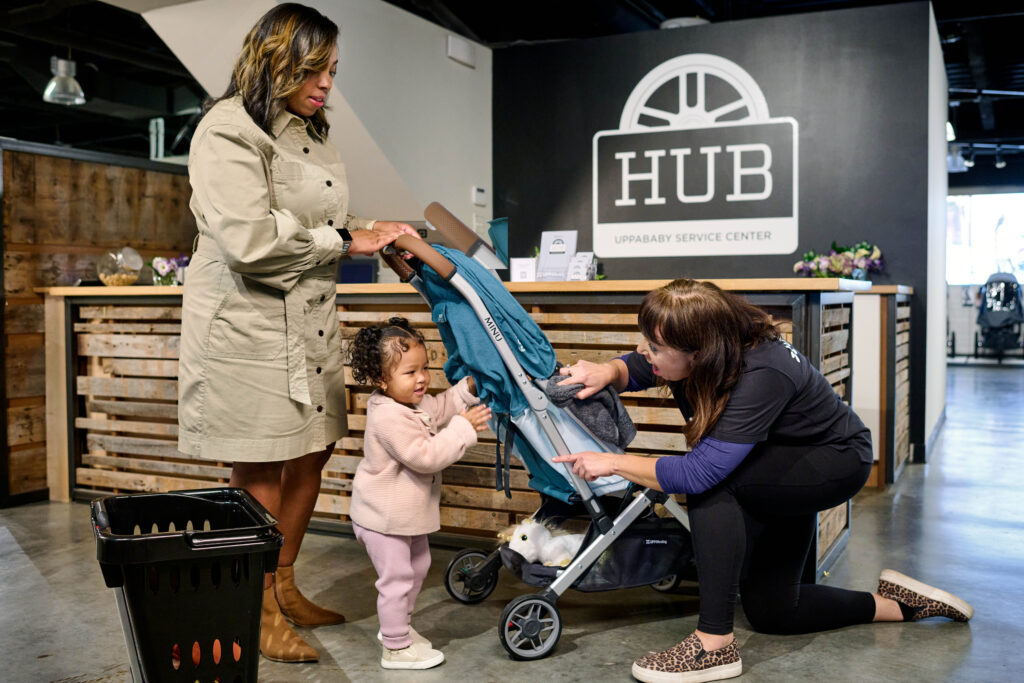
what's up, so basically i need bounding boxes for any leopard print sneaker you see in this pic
[878,569,974,622]
[631,632,742,683]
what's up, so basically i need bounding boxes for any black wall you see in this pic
[494,1,939,453]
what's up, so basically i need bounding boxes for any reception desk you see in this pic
[42,277,867,580]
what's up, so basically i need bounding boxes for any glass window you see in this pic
[947,193,1024,285]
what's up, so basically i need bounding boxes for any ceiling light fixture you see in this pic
[946,121,956,142]
[43,56,85,106]
[660,17,710,29]
[994,150,1007,169]
[964,148,975,167]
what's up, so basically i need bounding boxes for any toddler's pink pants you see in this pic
[353,523,431,650]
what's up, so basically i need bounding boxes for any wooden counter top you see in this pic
[38,277,872,297]
[38,285,183,296]
[857,285,914,295]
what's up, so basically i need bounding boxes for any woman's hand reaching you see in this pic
[459,404,492,432]
[551,451,617,481]
[556,359,620,399]
[553,451,662,489]
[347,221,420,256]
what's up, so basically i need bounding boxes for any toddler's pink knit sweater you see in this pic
[349,377,480,535]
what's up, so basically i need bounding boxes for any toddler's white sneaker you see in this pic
[377,626,431,647]
[381,641,445,670]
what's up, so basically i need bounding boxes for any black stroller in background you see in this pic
[975,272,1024,360]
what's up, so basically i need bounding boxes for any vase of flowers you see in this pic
[150,255,190,286]
[793,241,883,279]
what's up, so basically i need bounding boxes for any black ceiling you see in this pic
[2,0,1023,173]
[0,0,205,158]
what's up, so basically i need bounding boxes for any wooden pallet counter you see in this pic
[42,277,868,580]
[1,140,194,508]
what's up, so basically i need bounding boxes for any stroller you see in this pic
[975,272,1024,360]
[379,204,694,660]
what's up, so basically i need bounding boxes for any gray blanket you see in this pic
[541,371,637,450]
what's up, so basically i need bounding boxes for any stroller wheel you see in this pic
[444,549,498,604]
[650,574,679,592]
[499,595,562,660]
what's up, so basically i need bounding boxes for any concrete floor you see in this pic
[3,364,1022,682]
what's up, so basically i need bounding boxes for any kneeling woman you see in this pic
[553,279,972,683]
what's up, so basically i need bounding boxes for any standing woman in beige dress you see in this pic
[178,3,418,663]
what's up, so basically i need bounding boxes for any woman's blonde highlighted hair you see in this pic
[210,3,338,138]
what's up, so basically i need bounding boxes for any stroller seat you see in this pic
[493,389,632,503]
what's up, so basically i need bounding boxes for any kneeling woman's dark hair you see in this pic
[348,317,425,387]
[639,278,779,444]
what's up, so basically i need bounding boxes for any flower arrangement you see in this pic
[792,241,883,279]
[150,254,190,285]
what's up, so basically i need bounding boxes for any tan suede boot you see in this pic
[261,583,319,663]
[274,564,345,627]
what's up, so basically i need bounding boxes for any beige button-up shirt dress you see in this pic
[178,95,374,462]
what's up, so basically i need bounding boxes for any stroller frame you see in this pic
[381,204,691,660]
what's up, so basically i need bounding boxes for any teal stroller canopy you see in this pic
[419,246,629,501]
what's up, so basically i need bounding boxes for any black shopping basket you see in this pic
[91,488,283,683]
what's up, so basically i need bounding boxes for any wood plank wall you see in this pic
[821,303,852,403]
[71,302,695,537]
[893,302,911,472]
[67,294,859,549]
[2,149,195,501]
[817,301,853,562]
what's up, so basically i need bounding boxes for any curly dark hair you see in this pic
[348,317,426,386]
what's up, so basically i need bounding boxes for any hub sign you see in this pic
[593,54,799,257]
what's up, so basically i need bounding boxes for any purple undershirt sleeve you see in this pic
[616,353,648,393]
[654,437,756,494]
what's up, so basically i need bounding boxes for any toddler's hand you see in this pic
[460,404,491,431]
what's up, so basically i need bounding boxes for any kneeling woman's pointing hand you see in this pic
[552,451,662,489]
[552,451,616,481]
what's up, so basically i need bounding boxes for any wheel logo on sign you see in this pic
[592,53,799,258]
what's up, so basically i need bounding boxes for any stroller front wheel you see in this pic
[444,549,499,604]
[499,594,562,660]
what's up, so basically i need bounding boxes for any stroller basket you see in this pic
[499,516,691,592]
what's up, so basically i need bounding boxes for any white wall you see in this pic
[851,295,882,462]
[144,0,274,96]
[925,6,948,450]
[305,0,492,229]
[142,0,492,229]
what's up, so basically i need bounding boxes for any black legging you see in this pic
[687,440,875,635]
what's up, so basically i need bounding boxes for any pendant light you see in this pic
[43,55,86,106]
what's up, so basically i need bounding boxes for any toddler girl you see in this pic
[347,317,491,670]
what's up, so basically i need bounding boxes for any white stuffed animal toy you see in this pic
[506,518,585,567]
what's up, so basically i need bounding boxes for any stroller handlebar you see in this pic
[424,201,479,254]
[381,234,456,282]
